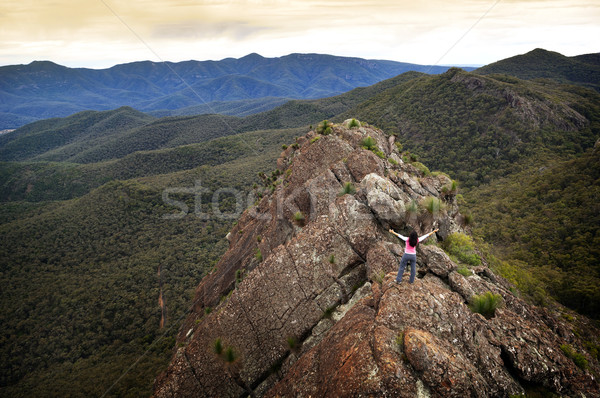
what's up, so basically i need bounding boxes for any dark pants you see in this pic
[396,253,417,284]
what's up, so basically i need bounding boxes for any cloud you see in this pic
[151,21,268,41]
[0,0,598,67]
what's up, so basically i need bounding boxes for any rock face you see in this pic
[153,123,600,397]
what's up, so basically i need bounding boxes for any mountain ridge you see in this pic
[475,48,600,92]
[0,72,423,164]
[153,122,600,397]
[0,53,468,129]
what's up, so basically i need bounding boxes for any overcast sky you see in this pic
[0,0,598,68]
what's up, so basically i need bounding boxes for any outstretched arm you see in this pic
[388,229,407,241]
[418,229,439,242]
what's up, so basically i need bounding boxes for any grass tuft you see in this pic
[339,182,356,196]
[348,118,361,128]
[560,344,589,370]
[255,248,263,262]
[213,338,223,355]
[469,291,503,319]
[361,136,377,151]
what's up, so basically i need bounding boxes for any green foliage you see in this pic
[457,266,472,277]
[282,144,288,150]
[441,180,458,196]
[316,120,333,135]
[563,313,575,322]
[584,341,600,361]
[287,336,298,351]
[395,331,405,348]
[348,118,361,128]
[421,196,444,215]
[361,136,377,151]
[388,157,398,165]
[412,161,431,176]
[373,149,386,159]
[328,254,336,264]
[213,338,224,355]
[224,346,237,364]
[235,269,245,286]
[466,148,600,317]
[310,135,321,143]
[346,68,599,188]
[461,212,473,226]
[483,247,549,306]
[213,338,238,364]
[0,125,303,396]
[469,291,503,319]
[560,344,589,370]
[430,171,450,178]
[220,289,234,304]
[402,152,418,163]
[255,248,263,262]
[339,182,356,196]
[0,179,229,396]
[475,48,600,92]
[323,306,336,319]
[0,127,303,202]
[293,211,305,226]
[442,232,482,267]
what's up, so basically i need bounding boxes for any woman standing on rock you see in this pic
[389,228,438,284]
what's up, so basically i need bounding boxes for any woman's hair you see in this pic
[408,230,418,247]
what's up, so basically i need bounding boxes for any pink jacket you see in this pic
[396,233,430,255]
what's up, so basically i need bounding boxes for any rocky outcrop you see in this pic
[449,69,588,132]
[153,122,600,397]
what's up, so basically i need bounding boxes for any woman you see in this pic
[389,228,438,284]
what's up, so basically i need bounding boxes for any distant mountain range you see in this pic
[0,53,469,129]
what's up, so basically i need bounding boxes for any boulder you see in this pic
[361,173,409,228]
[346,149,385,182]
[418,244,457,277]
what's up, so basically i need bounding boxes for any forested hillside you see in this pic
[0,127,301,397]
[1,49,598,396]
[475,48,600,92]
[465,144,600,316]
[344,67,599,187]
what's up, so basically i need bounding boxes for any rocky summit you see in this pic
[153,121,599,397]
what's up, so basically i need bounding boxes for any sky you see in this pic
[0,0,598,69]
